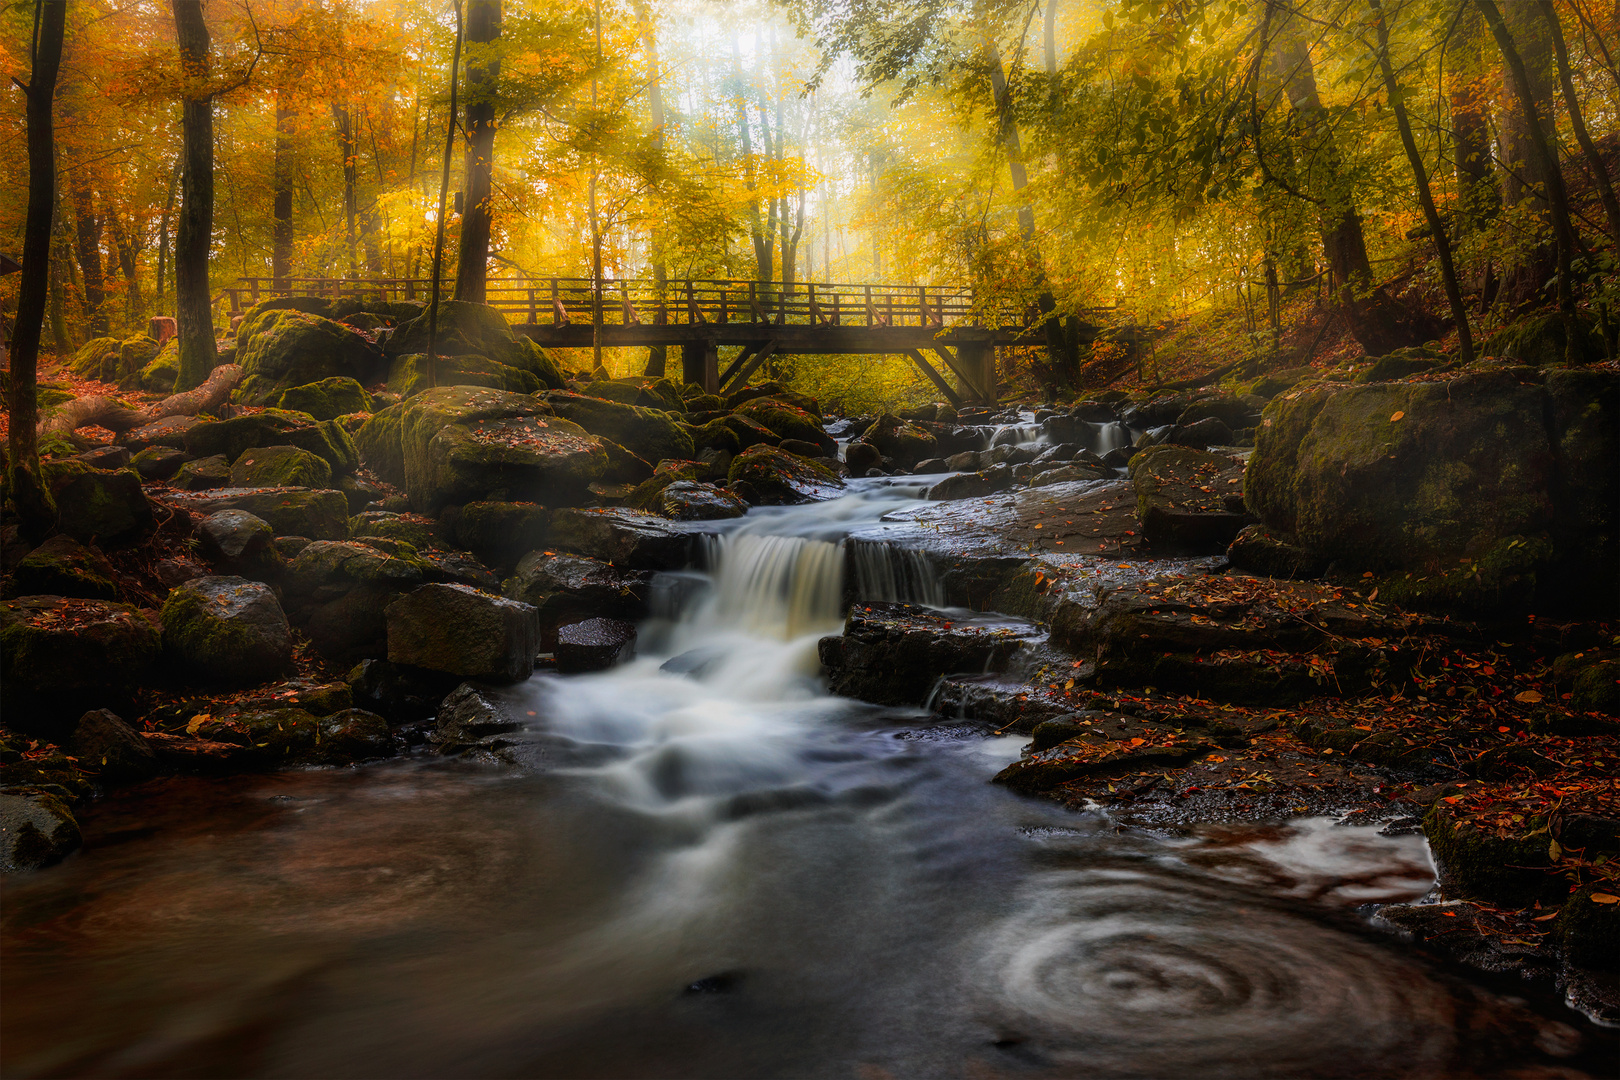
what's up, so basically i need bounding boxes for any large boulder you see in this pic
[1,597,161,734]
[70,709,162,784]
[160,576,294,685]
[357,387,607,513]
[727,444,844,504]
[162,488,351,540]
[1129,445,1253,552]
[40,461,153,546]
[818,602,1031,707]
[384,300,565,388]
[544,390,695,463]
[503,551,652,646]
[197,509,280,576]
[229,444,333,489]
[184,409,318,461]
[0,790,81,872]
[441,500,551,571]
[386,352,542,399]
[555,618,637,673]
[275,376,373,420]
[234,309,385,403]
[385,583,540,683]
[734,398,836,456]
[652,480,749,520]
[548,507,694,570]
[5,536,119,600]
[861,413,937,469]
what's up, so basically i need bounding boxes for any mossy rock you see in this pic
[686,417,742,456]
[544,390,695,463]
[1544,368,1619,613]
[721,413,780,451]
[724,381,822,418]
[235,309,385,404]
[584,376,684,411]
[727,444,843,505]
[1422,803,1564,907]
[1483,313,1603,367]
[651,480,748,520]
[1354,349,1447,384]
[386,352,541,399]
[354,401,408,486]
[278,420,359,477]
[6,535,119,601]
[384,301,563,389]
[160,575,294,685]
[1369,534,1553,616]
[229,444,333,489]
[72,335,121,378]
[738,398,836,455]
[684,393,724,413]
[165,487,352,541]
[1569,657,1620,715]
[0,597,161,734]
[275,376,374,420]
[184,410,319,462]
[350,511,437,551]
[139,342,180,393]
[1556,884,1620,969]
[1245,370,1555,572]
[443,500,551,570]
[283,539,426,596]
[0,789,81,871]
[39,460,154,546]
[237,295,335,328]
[228,706,394,766]
[172,454,232,491]
[860,413,934,467]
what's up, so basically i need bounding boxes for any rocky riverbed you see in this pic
[3,299,1618,1066]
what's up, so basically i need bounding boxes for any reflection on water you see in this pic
[0,481,1601,1078]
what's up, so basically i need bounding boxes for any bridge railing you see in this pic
[219,276,1039,332]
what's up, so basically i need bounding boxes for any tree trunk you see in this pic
[1477,0,1579,340]
[272,98,295,289]
[637,0,668,378]
[108,211,143,325]
[453,0,502,304]
[157,157,178,300]
[1370,0,1474,362]
[1043,0,1057,76]
[1541,0,1620,247]
[173,0,217,392]
[69,173,107,336]
[332,103,360,276]
[734,35,772,284]
[1487,0,1559,307]
[9,0,68,537]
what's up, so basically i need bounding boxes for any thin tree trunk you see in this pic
[1370,0,1474,362]
[108,211,142,324]
[1477,0,1579,348]
[49,237,71,355]
[1541,0,1620,247]
[173,0,218,392]
[9,0,67,536]
[637,0,668,377]
[427,0,465,389]
[734,35,772,284]
[453,0,501,304]
[69,174,107,336]
[1044,0,1057,75]
[1487,0,1560,306]
[332,102,359,276]
[157,157,178,300]
[273,98,295,288]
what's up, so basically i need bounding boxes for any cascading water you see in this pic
[0,479,1600,1078]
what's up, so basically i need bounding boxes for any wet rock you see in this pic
[229,444,333,489]
[1,597,161,734]
[197,509,278,574]
[224,705,394,765]
[70,709,162,784]
[385,583,540,683]
[727,444,845,505]
[1556,885,1620,971]
[1102,445,1138,468]
[172,454,232,491]
[544,389,695,463]
[419,549,502,591]
[724,382,822,417]
[5,536,119,601]
[734,398,836,456]
[434,682,523,751]
[556,617,638,673]
[234,308,385,403]
[350,510,437,551]
[994,719,1213,795]
[1029,462,1113,488]
[131,446,188,480]
[1177,398,1261,431]
[41,460,153,546]
[912,457,949,475]
[1226,523,1329,579]
[0,790,81,872]
[818,602,1034,707]
[348,659,461,724]
[161,576,294,685]
[548,507,694,569]
[503,552,651,647]
[74,444,132,470]
[861,413,937,468]
[275,375,374,420]
[945,450,979,471]
[1129,444,1253,552]
[284,538,425,598]
[845,440,883,475]
[120,414,198,453]
[686,416,742,457]
[1164,416,1235,449]
[927,463,1016,501]
[152,557,210,588]
[653,480,749,520]
[238,677,354,716]
[162,487,351,541]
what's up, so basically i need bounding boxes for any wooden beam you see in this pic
[716,342,761,388]
[929,344,983,400]
[702,340,720,395]
[904,349,963,407]
[722,339,777,393]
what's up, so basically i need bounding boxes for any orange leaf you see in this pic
[1390,411,1405,422]
[1591,893,1619,905]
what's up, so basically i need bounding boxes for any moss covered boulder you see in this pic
[1483,313,1603,367]
[172,455,232,491]
[228,444,333,489]
[72,335,122,378]
[386,352,542,399]
[547,507,695,570]
[502,552,652,646]
[161,576,294,685]
[737,398,836,456]
[0,790,81,871]
[139,341,180,392]
[442,500,551,570]
[727,444,844,505]
[350,511,437,551]
[184,409,318,461]
[235,309,385,403]
[275,376,374,420]
[861,413,936,468]
[584,376,684,411]
[1130,444,1253,552]
[385,583,540,683]
[5,536,120,600]
[164,487,351,541]
[725,381,821,418]
[40,460,154,546]
[544,390,695,464]
[384,301,564,389]
[652,480,749,520]
[1246,370,1555,572]
[1,597,161,734]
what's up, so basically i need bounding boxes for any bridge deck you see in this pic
[222,275,1048,403]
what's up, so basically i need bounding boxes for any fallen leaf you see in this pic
[1591,893,1619,905]
[1532,909,1561,921]
[1514,690,1543,704]
[1390,411,1405,422]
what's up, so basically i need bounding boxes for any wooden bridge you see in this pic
[221,275,1052,405]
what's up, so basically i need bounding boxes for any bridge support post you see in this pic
[702,340,720,395]
[957,342,996,406]
[679,343,701,387]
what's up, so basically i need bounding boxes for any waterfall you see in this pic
[848,539,945,607]
[703,533,846,639]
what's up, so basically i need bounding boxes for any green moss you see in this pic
[139,343,180,392]
[387,353,541,399]
[350,512,437,550]
[354,402,408,486]
[741,398,834,451]
[8,536,119,600]
[726,444,842,504]
[235,310,383,404]
[1423,803,1565,906]
[276,376,374,420]
[72,336,122,378]
[544,390,695,463]
[1556,884,1620,969]
[184,410,319,461]
[229,444,333,488]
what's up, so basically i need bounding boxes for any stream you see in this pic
[0,480,1599,1077]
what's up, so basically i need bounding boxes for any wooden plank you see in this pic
[721,339,777,393]
[904,349,963,407]
[929,343,982,399]
[716,343,761,388]
[702,340,720,395]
